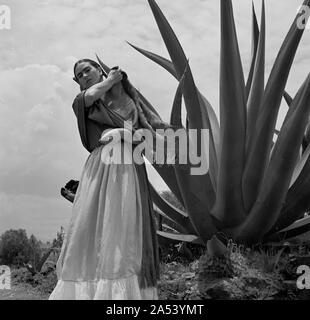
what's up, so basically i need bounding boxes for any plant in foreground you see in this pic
[63,0,310,249]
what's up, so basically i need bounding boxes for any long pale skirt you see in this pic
[49,137,158,300]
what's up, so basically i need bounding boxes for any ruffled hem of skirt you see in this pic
[48,274,158,300]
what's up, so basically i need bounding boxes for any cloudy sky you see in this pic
[0,0,309,242]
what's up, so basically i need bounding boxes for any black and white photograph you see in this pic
[0,0,310,307]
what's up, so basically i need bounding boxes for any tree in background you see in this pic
[24,227,64,275]
[0,227,65,275]
[0,229,31,267]
[28,234,42,268]
[52,226,65,249]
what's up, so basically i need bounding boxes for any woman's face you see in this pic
[75,62,102,90]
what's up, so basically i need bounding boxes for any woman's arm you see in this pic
[84,69,123,107]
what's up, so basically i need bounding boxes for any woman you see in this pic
[48,59,162,300]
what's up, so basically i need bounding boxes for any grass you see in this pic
[0,257,201,300]
[1,239,309,300]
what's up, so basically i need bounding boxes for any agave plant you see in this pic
[129,0,310,246]
[64,0,310,247]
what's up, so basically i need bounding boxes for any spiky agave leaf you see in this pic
[242,0,310,215]
[172,68,219,241]
[149,183,196,234]
[153,206,188,234]
[146,0,219,189]
[283,91,293,106]
[282,84,310,152]
[245,0,265,157]
[151,164,185,207]
[280,80,310,157]
[128,41,220,191]
[127,48,220,190]
[246,1,260,100]
[248,10,294,124]
[157,230,204,245]
[127,42,220,153]
[243,1,265,212]
[212,0,247,226]
[234,74,310,244]
[170,61,187,128]
[170,62,216,209]
[264,215,310,242]
[144,0,219,242]
[94,0,310,247]
[289,138,310,188]
[126,42,177,78]
[270,145,310,234]
[282,79,308,127]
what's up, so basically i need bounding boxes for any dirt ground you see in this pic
[0,283,49,300]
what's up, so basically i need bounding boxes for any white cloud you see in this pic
[0,64,87,197]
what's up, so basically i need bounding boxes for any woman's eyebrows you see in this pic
[77,67,90,76]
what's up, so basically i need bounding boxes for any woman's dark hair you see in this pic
[73,58,138,104]
[73,59,106,79]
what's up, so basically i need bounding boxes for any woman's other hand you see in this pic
[83,67,123,107]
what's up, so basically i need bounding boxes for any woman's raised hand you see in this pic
[107,67,123,85]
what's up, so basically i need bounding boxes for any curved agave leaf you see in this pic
[161,223,177,232]
[157,230,204,245]
[243,1,266,212]
[147,0,219,185]
[304,123,310,149]
[128,43,220,190]
[95,53,111,74]
[170,62,187,127]
[289,142,310,188]
[126,42,177,78]
[145,0,219,241]
[270,144,310,233]
[123,48,219,205]
[147,0,193,79]
[234,74,310,244]
[245,0,265,155]
[282,79,308,127]
[246,2,260,101]
[283,91,293,106]
[149,163,185,207]
[149,183,197,234]
[264,216,310,242]
[153,206,188,234]
[213,0,247,226]
[128,41,220,171]
[196,91,220,190]
[170,63,216,206]
[281,81,310,154]
[282,82,310,154]
[173,165,218,244]
[242,0,310,216]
